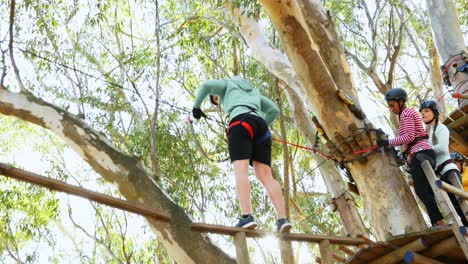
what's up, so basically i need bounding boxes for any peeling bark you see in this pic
[429,42,448,120]
[0,87,235,263]
[283,86,367,237]
[295,0,358,100]
[259,0,427,240]
[426,0,467,107]
[230,4,367,237]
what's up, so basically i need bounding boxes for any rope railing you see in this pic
[0,162,171,221]
[0,162,371,263]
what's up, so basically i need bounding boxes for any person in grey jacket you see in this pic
[420,100,468,226]
[192,76,292,232]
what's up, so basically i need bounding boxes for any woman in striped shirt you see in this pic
[379,88,445,227]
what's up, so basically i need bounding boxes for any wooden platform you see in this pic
[444,104,468,156]
[346,227,467,263]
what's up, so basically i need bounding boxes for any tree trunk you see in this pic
[230,5,367,237]
[429,41,448,120]
[259,0,427,240]
[0,87,235,264]
[426,0,467,108]
[274,78,295,264]
[283,85,367,238]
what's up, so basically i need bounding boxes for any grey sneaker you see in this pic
[235,215,258,229]
[277,218,292,233]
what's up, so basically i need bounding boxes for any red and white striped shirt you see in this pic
[389,108,432,161]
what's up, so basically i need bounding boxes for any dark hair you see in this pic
[431,119,439,145]
[420,100,440,144]
[209,95,218,106]
[451,152,465,173]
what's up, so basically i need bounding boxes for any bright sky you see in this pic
[0,119,322,263]
[1,0,464,263]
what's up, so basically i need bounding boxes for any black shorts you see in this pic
[227,113,272,166]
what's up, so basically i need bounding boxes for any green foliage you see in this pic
[455,0,467,30]
[0,117,61,261]
[228,0,262,19]
[0,0,401,261]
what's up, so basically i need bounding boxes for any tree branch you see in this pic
[0,87,235,263]
[150,0,161,181]
[386,0,405,87]
[68,206,125,264]
[397,62,418,91]
[1,48,7,86]
[344,48,386,93]
[395,4,429,71]
[8,0,26,92]
[362,0,378,70]
[34,2,84,117]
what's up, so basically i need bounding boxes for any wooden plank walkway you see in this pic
[0,162,370,263]
[191,223,368,245]
[443,104,468,156]
[346,227,467,263]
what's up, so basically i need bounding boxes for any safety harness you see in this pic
[434,159,456,175]
[225,105,272,145]
[402,135,429,159]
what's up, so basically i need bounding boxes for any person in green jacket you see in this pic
[192,76,292,233]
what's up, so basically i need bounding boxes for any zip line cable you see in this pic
[18,47,335,159]
[437,89,453,102]
[18,47,349,225]
[19,47,341,206]
[272,138,332,160]
[286,159,329,191]
[19,47,227,125]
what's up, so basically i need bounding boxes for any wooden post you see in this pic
[354,235,368,250]
[338,245,355,256]
[403,251,446,264]
[279,240,294,264]
[318,239,333,264]
[357,234,374,244]
[422,161,458,220]
[424,236,458,258]
[357,244,367,249]
[422,161,468,259]
[446,171,468,220]
[436,180,468,200]
[369,238,428,264]
[332,253,346,263]
[234,232,250,264]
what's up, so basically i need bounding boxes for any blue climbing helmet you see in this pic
[384,88,407,102]
[419,100,440,116]
[451,152,464,162]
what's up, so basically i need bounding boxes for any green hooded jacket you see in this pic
[193,76,279,126]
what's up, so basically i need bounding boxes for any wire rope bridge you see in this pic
[2,160,468,263]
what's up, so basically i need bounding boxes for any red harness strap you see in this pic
[226,121,254,140]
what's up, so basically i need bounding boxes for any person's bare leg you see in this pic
[232,159,252,215]
[253,161,286,219]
